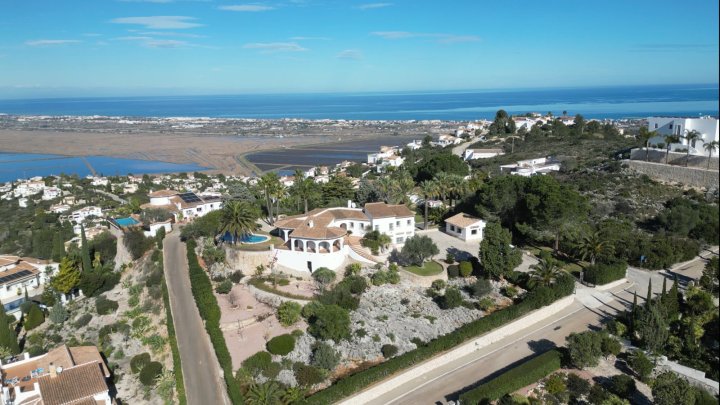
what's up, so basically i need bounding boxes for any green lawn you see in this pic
[404,261,444,276]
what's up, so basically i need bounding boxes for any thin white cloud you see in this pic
[83,33,103,37]
[336,49,363,60]
[140,31,205,38]
[357,2,393,10]
[371,31,480,43]
[219,4,275,12]
[25,39,82,46]
[243,42,308,52]
[115,36,190,48]
[111,16,202,29]
[290,36,330,41]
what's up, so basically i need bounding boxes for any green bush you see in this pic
[24,304,45,330]
[73,313,93,328]
[242,351,272,376]
[95,296,119,315]
[600,333,621,356]
[229,271,244,284]
[277,301,302,326]
[307,304,351,341]
[162,280,187,404]
[459,350,562,403]
[628,350,653,382]
[294,363,325,387]
[438,287,463,309]
[584,261,627,286]
[312,343,340,371]
[459,261,473,277]
[447,265,459,278]
[139,361,163,386]
[306,275,575,404]
[607,374,636,398]
[131,353,151,374]
[215,279,233,294]
[266,334,295,356]
[566,373,590,400]
[471,278,493,298]
[381,344,398,358]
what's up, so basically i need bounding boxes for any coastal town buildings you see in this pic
[647,116,719,155]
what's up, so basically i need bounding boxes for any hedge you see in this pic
[162,270,187,404]
[584,261,627,286]
[130,352,151,374]
[459,350,562,404]
[305,274,574,404]
[186,240,243,404]
[139,361,163,386]
[266,334,295,355]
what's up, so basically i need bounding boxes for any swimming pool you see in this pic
[222,232,270,244]
[115,217,140,227]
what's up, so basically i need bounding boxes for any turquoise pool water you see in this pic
[222,232,269,243]
[115,217,140,227]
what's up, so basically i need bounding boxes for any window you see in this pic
[668,124,673,129]
[654,123,658,129]
[374,225,379,231]
[396,221,400,227]
[350,222,354,229]
[407,219,411,225]
[471,229,477,235]
[396,237,404,244]
[389,223,394,231]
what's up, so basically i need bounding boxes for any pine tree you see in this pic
[51,231,65,262]
[80,225,92,272]
[0,304,20,355]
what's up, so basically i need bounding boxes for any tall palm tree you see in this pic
[392,170,415,205]
[433,172,451,204]
[218,200,259,244]
[245,381,283,405]
[682,130,702,167]
[273,183,287,223]
[576,230,613,265]
[258,172,280,224]
[447,174,468,207]
[376,176,399,204]
[637,127,654,162]
[528,256,562,288]
[703,140,719,170]
[419,180,439,230]
[663,134,679,164]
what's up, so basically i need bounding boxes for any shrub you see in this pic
[312,267,336,289]
[312,342,340,371]
[438,287,463,309]
[124,228,153,260]
[73,313,92,328]
[229,271,244,284]
[628,350,653,382]
[502,286,518,298]
[445,252,455,264]
[307,304,350,341]
[566,373,590,400]
[24,304,45,331]
[344,263,362,276]
[477,297,494,311]
[607,374,636,398]
[431,279,446,291]
[215,280,233,294]
[400,235,439,266]
[584,261,627,286]
[471,278,493,298]
[131,352,151,374]
[95,296,119,315]
[459,261,473,277]
[381,344,398,358]
[567,331,603,369]
[139,361,163,386]
[242,351,272,376]
[294,363,325,387]
[278,278,290,286]
[447,265,459,278]
[600,333,621,356]
[266,334,295,356]
[277,301,302,326]
[544,373,567,395]
[459,350,562,403]
[606,319,627,337]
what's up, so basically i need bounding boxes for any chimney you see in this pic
[49,362,56,378]
[308,220,314,227]
[347,200,352,208]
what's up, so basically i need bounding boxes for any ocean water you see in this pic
[0,84,717,120]
[0,152,207,183]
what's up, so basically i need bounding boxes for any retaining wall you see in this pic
[624,160,719,189]
[630,148,719,170]
[224,247,273,275]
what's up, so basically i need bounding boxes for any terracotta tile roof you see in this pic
[445,212,484,228]
[0,256,20,267]
[0,262,40,286]
[36,362,109,405]
[363,202,414,219]
[275,208,367,229]
[148,189,178,198]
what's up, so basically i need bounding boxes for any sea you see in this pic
[0,84,717,121]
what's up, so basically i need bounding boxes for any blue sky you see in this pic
[0,0,718,98]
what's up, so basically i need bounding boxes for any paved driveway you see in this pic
[418,228,479,261]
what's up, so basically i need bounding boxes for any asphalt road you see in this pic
[164,230,229,405]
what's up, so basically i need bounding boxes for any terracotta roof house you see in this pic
[273,202,415,272]
[0,256,59,318]
[0,345,112,405]
[445,213,486,242]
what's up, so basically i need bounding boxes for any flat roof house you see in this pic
[143,189,223,221]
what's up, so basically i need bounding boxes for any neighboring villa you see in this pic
[273,202,415,272]
[500,157,561,177]
[445,213,486,242]
[0,256,58,318]
[0,344,112,405]
[647,116,719,155]
[68,206,103,224]
[143,189,223,221]
[433,134,463,147]
[367,146,405,172]
[464,148,505,160]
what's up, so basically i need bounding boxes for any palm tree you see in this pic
[703,141,719,170]
[433,172,451,204]
[682,130,702,167]
[663,134,679,164]
[419,180,439,230]
[245,381,283,405]
[637,127,654,161]
[218,200,259,244]
[281,386,308,404]
[528,256,562,288]
[258,172,280,224]
[576,230,613,265]
[376,176,399,204]
[393,170,415,205]
[447,174,469,207]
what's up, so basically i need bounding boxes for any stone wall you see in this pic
[224,247,273,275]
[630,148,719,170]
[624,160,719,189]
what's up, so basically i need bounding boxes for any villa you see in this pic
[0,256,58,318]
[445,213,486,242]
[647,116,719,155]
[433,134,463,147]
[0,344,112,405]
[464,148,505,160]
[273,202,415,272]
[500,157,561,177]
[68,206,103,224]
[143,189,223,221]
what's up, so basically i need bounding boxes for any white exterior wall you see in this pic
[144,222,172,237]
[369,216,415,244]
[274,246,349,273]
[150,196,171,206]
[648,117,720,155]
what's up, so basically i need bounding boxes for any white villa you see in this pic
[273,202,415,272]
[433,134,463,147]
[68,206,103,223]
[647,116,719,156]
[500,157,561,177]
[0,256,58,317]
[367,146,400,165]
[143,189,223,221]
[464,148,505,160]
[445,213,486,242]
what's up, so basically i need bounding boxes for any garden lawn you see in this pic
[404,261,444,276]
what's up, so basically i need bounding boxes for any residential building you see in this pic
[41,187,61,201]
[367,146,399,165]
[406,140,423,150]
[464,148,505,160]
[68,206,103,223]
[500,157,561,177]
[48,204,71,214]
[0,256,58,317]
[445,213,486,242]
[143,189,222,221]
[0,345,112,405]
[273,202,415,272]
[433,135,463,147]
[647,116,719,155]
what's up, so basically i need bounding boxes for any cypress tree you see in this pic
[661,277,667,297]
[666,276,680,321]
[631,290,638,331]
[80,225,92,272]
[645,279,652,307]
[51,231,65,263]
[0,304,20,355]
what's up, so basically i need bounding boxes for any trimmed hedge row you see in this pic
[186,240,243,404]
[304,274,574,404]
[459,350,562,403]
[162,271,187,405]
[584,261,627,286]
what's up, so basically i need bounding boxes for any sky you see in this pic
[0,0,718,98]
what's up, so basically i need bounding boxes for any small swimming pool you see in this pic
[222,232,270,244]
[115,217,140,227]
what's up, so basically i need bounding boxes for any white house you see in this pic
[143,189,222,221]
[406,140,423,150]
[647,116,719,155]
[69,206,103,223]
[48,203,71,214]
[367,146,399,165]
[445,213,486,242]
[464,148,505,160]
[0,345,112,405]
[144,220,172,238]
[41,187,61,201]
[0,256,58,317]
[433,135,463,147]
[273,202,415,272]
[500,157,561,177]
